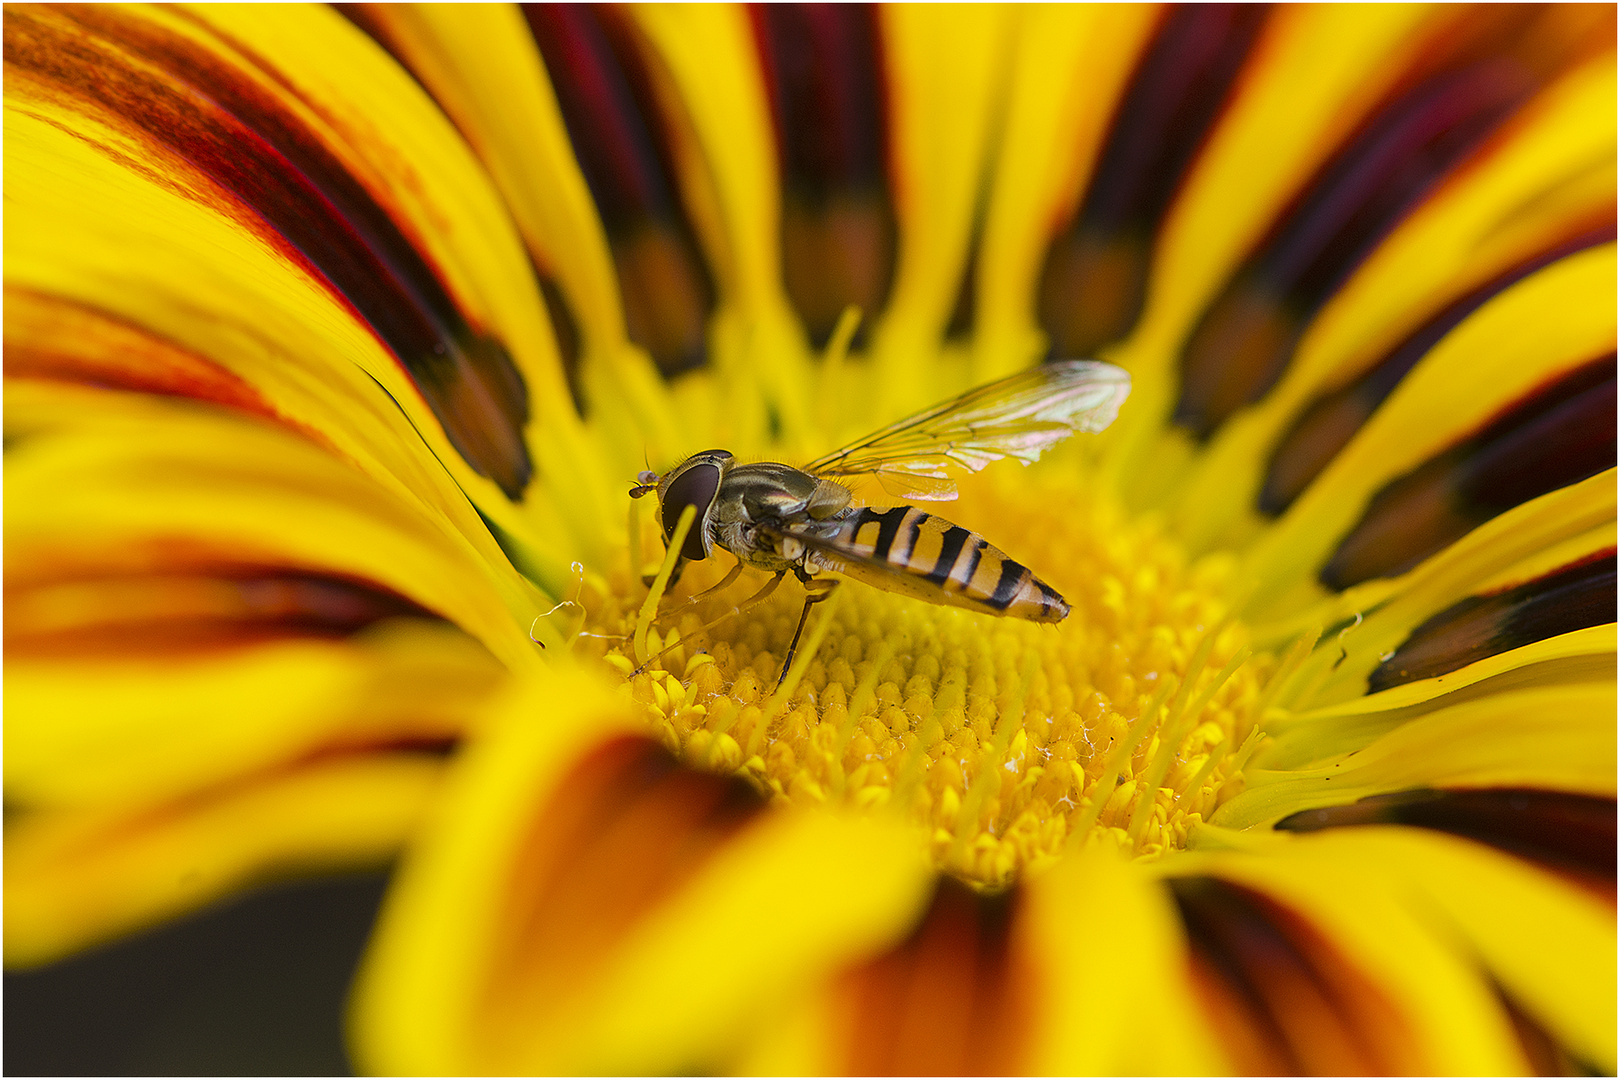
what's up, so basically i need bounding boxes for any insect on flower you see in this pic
[630,360,1132,685]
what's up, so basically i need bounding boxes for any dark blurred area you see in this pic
[5,870,389,1076]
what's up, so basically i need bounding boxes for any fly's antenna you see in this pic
[629,457,661,499]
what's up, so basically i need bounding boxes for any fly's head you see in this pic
[628,449,734,561]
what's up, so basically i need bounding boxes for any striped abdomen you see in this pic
[811,506,1070,622]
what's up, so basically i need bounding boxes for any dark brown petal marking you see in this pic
[1324,357,1616,589]
[1261,225,1617,515]
[1276,788,1617,882]
[752,5,895,349]
[4,564,441,659]
[840,878,1030,1075]
[1039,5,1270,359]
[1497,986,1603,1077]
[1170,876,1422,1075]
[524,5,715,378]
[486,736,764,1024]
[1367,550,1616,692]
[339,6,594,417]
[4,6,534,499]
[1175,6,1613,439]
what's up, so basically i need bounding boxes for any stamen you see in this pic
[591,475,1267,885]
[632,503,695,667]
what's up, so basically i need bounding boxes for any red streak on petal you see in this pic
[1324,357,1616,589]
[482,736,763,1051]
[6,6,532,497]
[1172,875,1422,1074]
[837,877,1031,1075]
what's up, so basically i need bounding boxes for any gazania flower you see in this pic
[6,3,1615,1074]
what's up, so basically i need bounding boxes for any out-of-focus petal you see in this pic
[350,665,932,1075]
[867,4,1012,371]
[6,380,545,663]
[1169,56,1616,552]
[1163,844,1531,1074]
[1019,845,1226,1074]
[973,5,1163,371]
[6,751,442,968]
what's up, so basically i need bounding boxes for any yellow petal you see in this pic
[870,4,1013,368]
[6,380,547,664]
[1242,244,1616,620]
[350,664,932,1075]
[1169,57,1617,553]
[974,4,1159,374]
[6,753,442,967]
[1296,827,1615,1072]
[1020,844,1227,1074]
[1163,839,1532,1074]
[1218,684,1616,830]
[6,620,500,810]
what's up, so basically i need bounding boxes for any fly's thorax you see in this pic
[709,462,853,571]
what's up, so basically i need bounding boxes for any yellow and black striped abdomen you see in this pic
[817,506,1070,622]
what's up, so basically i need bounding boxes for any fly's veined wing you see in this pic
[804,360,1131,501]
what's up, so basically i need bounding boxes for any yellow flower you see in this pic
[5,3,1615,1074]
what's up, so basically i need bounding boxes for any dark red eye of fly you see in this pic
[662,463,721,560]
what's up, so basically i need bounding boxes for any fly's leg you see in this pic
[655,556,744,620]
[776,573,839,690]
[631,570,787,677]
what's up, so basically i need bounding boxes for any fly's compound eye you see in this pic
[661,462,721,561]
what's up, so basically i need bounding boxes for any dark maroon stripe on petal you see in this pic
[1276,788,1617,881]
[1324,357,1617,589]
[1170,876,1420,1074]
[1497,986,1606,1077]
[1039,5,1271,359]
[840,877,1029,1075]
[1367,550,1616,691]
[1261,225,1617,515]
[487,736,763,1015]
[524,4,715,377]
[1175,6,1610,439]
[7,6,534,499]
[752,4,896,349]
[5,566,444,659]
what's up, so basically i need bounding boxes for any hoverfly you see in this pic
[630,360,1131,685]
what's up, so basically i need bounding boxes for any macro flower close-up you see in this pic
[5,3,1616,1075]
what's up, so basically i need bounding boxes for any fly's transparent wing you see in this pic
[803,360,1131,501]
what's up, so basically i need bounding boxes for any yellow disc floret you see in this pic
[578,466,1270,890]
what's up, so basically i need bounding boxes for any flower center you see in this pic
[582,466,1270,889]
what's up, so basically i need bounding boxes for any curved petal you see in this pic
[1161,843,1532,1074]
[5,752,442,968]
[350,665,932,1075]
[1241,244,1615,620]
[1216,683,1615,830]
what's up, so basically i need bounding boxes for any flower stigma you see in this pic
[571,463,1273,890]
